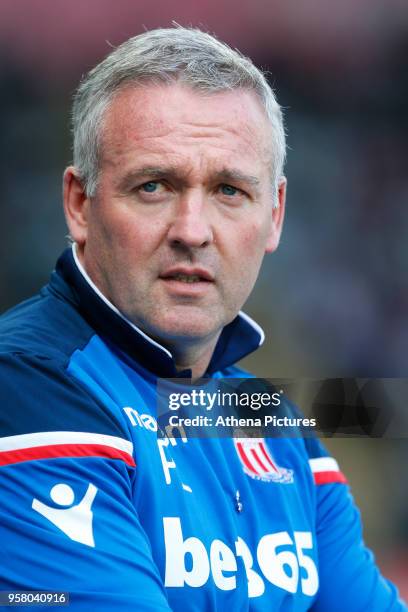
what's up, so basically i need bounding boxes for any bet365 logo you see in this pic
[164,517,318,597]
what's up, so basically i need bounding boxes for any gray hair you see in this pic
[72,27,286,199]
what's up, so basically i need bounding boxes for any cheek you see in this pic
[236,221,270,258]
[96,208,161,259]
[224,223,268,297]
[233,222,269,292]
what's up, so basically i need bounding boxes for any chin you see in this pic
[152,314,222,343]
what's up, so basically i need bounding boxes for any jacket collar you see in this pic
[52,246,264,377]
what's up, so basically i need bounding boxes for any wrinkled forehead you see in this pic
[98,83,276,177]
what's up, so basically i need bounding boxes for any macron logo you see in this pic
[123,406,158,432]
[32,483,98,547]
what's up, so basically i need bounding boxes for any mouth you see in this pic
[159,268,214,283]
[163,273,210,284]
[159,268,215,294]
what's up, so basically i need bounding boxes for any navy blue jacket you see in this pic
[0,247,405,610]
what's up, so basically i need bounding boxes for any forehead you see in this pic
[99,84,273,176]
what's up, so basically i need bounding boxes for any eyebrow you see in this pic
[117,167,177,191]
[117,166,261,191]
[213,169,260,187]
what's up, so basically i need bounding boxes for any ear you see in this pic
[265,176,286,253]
[63,166,91,249]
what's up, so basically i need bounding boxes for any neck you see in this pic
[162,334,221,380]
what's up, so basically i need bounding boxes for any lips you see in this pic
[159,267,215,283]
[166,273,203,283]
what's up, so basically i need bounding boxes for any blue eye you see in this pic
[220,184,238,196]
[141,181,159,193]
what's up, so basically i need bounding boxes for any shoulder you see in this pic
[0,290,129,442]
[0,284,93,364]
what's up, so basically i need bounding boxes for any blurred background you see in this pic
[0,0,407,596]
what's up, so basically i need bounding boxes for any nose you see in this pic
[167,191,214,249]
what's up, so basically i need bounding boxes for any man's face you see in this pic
[65,84,285,349]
